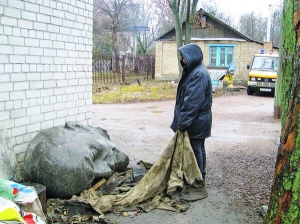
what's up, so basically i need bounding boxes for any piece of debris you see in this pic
[90,178,106,192]
[99,175,126,195]
[259,205,268,218]
[122,210,138,218]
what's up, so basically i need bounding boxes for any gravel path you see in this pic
[90,90,281,223]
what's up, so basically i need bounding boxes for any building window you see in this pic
[209,46,234,67]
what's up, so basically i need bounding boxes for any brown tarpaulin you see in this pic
[71,131,208,214]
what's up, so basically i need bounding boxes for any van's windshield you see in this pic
[252,56,278,71]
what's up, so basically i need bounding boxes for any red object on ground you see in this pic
[12,188,18,195]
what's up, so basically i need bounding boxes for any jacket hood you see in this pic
[178,43,203,72]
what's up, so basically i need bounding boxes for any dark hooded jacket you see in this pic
[170,43,212,139]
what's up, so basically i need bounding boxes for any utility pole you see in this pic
[268,3,281,46]
[266,4,272,42]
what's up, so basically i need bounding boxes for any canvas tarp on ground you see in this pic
[71,130,208,214]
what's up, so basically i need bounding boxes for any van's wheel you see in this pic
[247,87,253,95]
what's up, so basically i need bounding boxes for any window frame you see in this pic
[207,44,236,68]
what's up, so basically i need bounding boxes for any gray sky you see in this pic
[201,0,283,24]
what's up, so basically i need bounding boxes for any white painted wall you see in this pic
[0,0,93,170]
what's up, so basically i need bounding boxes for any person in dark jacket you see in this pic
[170,43,212,182]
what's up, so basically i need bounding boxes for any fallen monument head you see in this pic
[24,121,129,198]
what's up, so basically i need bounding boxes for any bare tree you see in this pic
[167,0,185,49]
[152,0,175,35]
[165,0,199,77]
[94,0,134,55]
[136,28,156,55]
[94,0,163,57]
[185,0,198,45]
[132,0,159,55]
[201,0,235,27]
[238,12,268,42]
[93,0,137,72]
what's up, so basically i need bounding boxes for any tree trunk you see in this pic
[185,0,191,45]
[273,1,286,119]
[265,0,300,223]
[185,0,198,45]
[168,0,199,79]
[168,0,184,79]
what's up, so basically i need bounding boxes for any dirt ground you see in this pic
[90,89,281,224]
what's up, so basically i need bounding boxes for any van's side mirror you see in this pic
[247,64,250,69]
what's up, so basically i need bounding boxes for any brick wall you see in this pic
[0,0,93,170]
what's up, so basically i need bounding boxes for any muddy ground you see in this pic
[90,89,281,224]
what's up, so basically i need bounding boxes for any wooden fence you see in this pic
[92,53,155,84]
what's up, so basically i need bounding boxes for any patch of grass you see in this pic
[93,81,178,104]
[92,80,237,104]
[152,110,162,113]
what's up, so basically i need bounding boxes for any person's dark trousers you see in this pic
[190,138,206,182]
